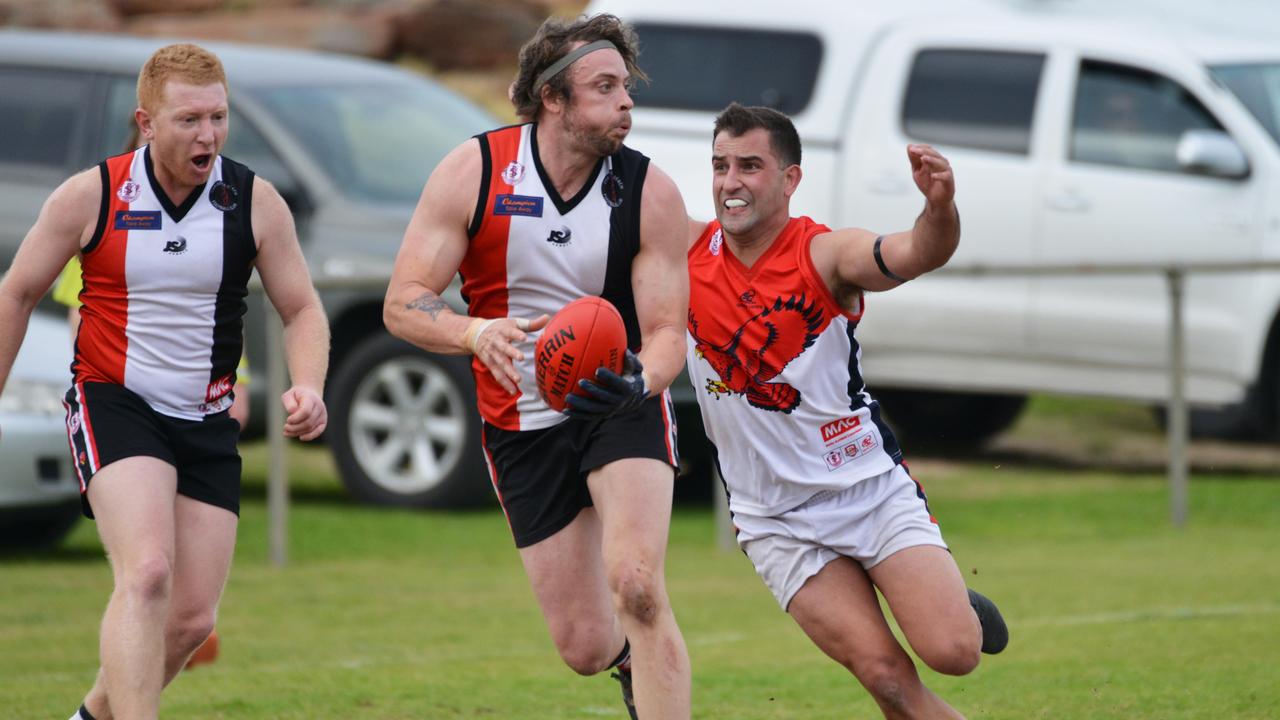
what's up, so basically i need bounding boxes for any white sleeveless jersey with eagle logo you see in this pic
[462,123,656,431]
[72,146,256,420]
[686,217,905,517]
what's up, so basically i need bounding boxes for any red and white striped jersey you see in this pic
[73,146,256,420]
[462,123,649,431]
[686,217,905,516]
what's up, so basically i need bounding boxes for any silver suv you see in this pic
[0,30,499,508]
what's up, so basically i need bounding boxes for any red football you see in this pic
[535,296,627,412]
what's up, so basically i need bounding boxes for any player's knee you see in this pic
[919,635,981,676]
[852,655,914,712]
[608,565,663,627]
[552,635,612,676]
[559,646,607,676]
[169,611,216,656]
[119,555,174,604]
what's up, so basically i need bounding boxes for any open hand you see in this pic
[908,144,955,208]
[469,314,550,395]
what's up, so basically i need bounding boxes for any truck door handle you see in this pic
[1046,190,1090,213]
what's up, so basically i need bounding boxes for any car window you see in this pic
[248,80,492,204]
[629,23,822,114]
[1070,60,1224,172]
[1211,63,1280,146]
[102,77,300,196]
[0,67,92,171]
[902,49,1045,154]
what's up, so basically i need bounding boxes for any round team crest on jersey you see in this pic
[709,229,723,256]
[209,181,238,212]
[502,161,525,186]
[116,179,141,203]
[601,171,624,208]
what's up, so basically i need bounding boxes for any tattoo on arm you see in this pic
[406,292,448,320]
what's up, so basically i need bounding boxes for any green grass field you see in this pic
[3,397,1279,718]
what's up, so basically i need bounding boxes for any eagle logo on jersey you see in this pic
[689,294,824,413]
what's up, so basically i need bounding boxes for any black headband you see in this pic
[532,40,619,96]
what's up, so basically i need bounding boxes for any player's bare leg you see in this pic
[83,457,179,720]
[519,508,629,676]
[788,556,964,719]
[589,457,690,719]
[869,546,983,676]
[80,491,238,720]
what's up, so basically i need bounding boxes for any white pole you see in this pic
[266,305,289,566]
[1166,269,1189,528]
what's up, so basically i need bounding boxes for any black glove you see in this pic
[564,350,648,419]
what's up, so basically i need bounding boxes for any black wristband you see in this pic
[873,235,908,283]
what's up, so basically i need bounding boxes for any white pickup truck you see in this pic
[590,0,1280,446]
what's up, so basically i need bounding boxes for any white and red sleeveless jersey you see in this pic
[462,123,649,431]
[73,146,256,420]
[686,217,905,517]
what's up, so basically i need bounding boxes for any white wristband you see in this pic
[464,318,500,354]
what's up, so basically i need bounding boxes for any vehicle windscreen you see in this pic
[629,23,822,114]
[248,80,492,204]
[1211,63,1280,146]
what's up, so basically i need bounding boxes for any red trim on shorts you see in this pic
[76,382,102,474]
[900,462,937,525]
[479,425,514,532]
[462,127,523,429]
[61,395,87,493]
[659,390,676,465]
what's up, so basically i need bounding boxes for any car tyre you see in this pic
[0,500,81,550]
[876,389,1028,452]
[327,332,490,508]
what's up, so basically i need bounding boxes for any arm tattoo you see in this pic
[406,292,449,321]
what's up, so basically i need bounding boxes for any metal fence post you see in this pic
[266,305,289,567]
[1166,269,1188,528]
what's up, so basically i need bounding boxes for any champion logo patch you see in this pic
[114,211,162,230]
[493,194,543,217]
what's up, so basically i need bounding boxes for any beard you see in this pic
[563,103,628,157]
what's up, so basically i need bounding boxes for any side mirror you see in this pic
[1176,129,1249,179]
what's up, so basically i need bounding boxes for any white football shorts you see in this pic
[735,463,947,610]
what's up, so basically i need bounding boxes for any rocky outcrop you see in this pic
[127,5,400,59]
[0,0,122,31]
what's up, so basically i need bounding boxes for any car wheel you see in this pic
[0,500,81,550]
[875,389,1027,452]
[327,332,490,508]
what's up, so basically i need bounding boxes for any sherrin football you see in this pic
[535,296,627,412]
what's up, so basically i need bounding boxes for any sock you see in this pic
[609,638,631,672]
[73,704,98,720]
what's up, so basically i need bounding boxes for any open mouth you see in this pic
[724,198,748,210]
[192,154,212,172]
